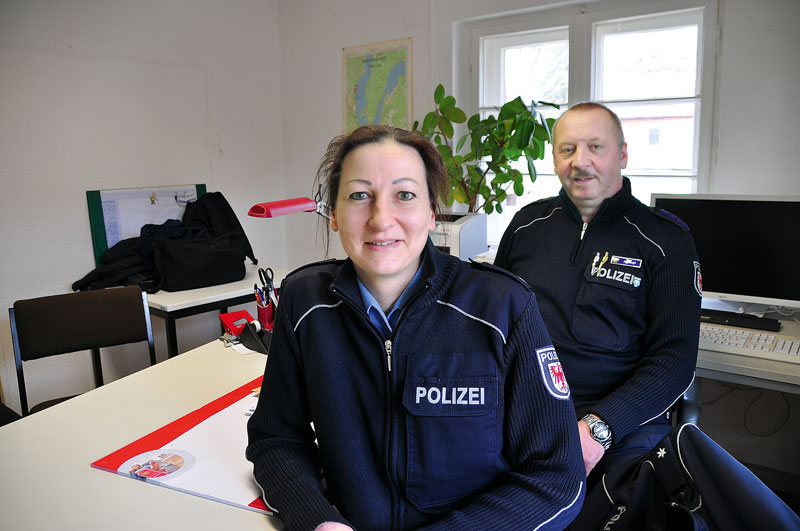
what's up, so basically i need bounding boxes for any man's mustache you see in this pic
[570,169,593,178]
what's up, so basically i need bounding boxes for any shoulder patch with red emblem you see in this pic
[535,346,570,400]
[694,261,703,297]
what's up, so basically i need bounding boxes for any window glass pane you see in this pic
[608,101,697,174]
[482,27,568,108]
[595,12,701,101]
[503,40,568,105]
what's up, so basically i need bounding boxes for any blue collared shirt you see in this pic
[357,264,427,339]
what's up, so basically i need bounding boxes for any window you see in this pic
[480,27,569,112]
[464,1,717,244]
[594,11,702,177]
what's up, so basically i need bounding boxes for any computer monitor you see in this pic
[651,194,800,310]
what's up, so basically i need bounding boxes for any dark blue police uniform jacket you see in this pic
[247,240,585,530]
[495,178,702,451]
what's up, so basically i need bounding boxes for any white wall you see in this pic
[2,0,799,415]
[0,0,284,411]
[277,0,432,267]
[712,0,800,194]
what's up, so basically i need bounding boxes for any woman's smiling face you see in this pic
[330,139,435,292]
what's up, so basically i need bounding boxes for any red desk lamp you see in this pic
[248,197,330,219]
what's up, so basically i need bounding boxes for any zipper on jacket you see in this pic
[384,339,392,372]
[332,285,400,527]
[571,221,589,265]
[384,336,398,529]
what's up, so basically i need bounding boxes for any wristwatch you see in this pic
[582,413,612,450]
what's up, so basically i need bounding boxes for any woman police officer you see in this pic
[246,125,584,530]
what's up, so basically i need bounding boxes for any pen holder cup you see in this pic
[258,302,275,331]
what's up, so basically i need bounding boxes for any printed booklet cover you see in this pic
[91,376,275,515]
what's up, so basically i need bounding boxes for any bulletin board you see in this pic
[86,184,206,266]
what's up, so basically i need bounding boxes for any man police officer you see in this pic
[495,102,702,479]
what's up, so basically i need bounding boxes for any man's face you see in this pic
[552,108,628,218]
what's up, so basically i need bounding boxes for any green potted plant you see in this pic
[413,84,559,214]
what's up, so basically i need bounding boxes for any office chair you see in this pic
[9,286,157,416]
[0,401,21,427]
[669,377,702,426]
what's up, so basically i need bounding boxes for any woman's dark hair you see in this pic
[313,125,449,254]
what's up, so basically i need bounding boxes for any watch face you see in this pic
[592,422,610,440]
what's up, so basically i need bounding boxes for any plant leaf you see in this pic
[545,117,557,142]
[452,183,467,204]
[516,119,534,150]
[434,84,445,105]
[491,172,510,184]
[456,133,468,153]
[513,180,524,196]
[499,97,528,120]
[538,100,560,110]
[438,116,454,138]
[533,122,550,142]
[440,95,456,113]
[467,165,483,185]
[526,155,538,183]
[443,106,467,123]
[491,144,502,161]
[422,111,438,136]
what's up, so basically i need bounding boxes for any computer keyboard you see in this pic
[699,323,800,364]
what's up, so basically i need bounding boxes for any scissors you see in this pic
[258,267,279,308]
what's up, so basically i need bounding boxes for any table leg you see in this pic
[148,293,254,359]
[166,315,179,358]
[219,307,228,335]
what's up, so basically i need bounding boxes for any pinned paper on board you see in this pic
[86,184,206,266]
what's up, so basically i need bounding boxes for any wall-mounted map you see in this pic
[343,37,412,131]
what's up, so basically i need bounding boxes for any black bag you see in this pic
[568,423,800,530]
[74,192,256,292]
[149,233,246,293]
[182,191,257,265]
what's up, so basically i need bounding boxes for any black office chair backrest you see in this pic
[0,402,21,427]
[9,286,156,416]
[670,376,701,426]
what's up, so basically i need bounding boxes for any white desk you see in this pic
[147,264,290,358]
[696,319,800,394]
[0,341,283,530]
